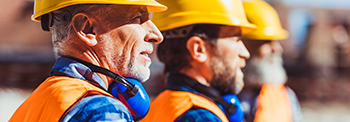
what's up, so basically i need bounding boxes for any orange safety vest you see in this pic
[141,90,229,122]
[9,76,119,122]
[254,84,292,122]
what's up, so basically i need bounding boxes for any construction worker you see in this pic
[9,0,166,121]
[238,0,303,122]
[141,0,256,122]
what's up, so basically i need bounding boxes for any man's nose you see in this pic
[270,41,283,54]
[143,20,163,44]
[239,41,250,59]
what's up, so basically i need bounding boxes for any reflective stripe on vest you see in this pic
[254,84,292,122]
[9,76,117,122]
[141,90,229,122]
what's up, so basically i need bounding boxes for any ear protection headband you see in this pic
[175,78,244,122]
[69,57,150,121]
[41,13,53,31]
[41,9,73,31]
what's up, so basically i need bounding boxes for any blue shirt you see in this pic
[50,57,133,122]
[166,73,224,122]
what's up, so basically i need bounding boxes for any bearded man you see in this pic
[238,0,303,122]
[140,0,256,122]
[10,0,166,121]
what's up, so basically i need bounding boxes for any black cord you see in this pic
[168,73,237,115]
[64,56,138,96]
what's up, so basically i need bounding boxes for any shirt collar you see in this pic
[50,57,108,90]
[166,73,225,110]
[166,73,200,93]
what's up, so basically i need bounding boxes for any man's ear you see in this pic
[186,36,209,62]
[72,13,97,46]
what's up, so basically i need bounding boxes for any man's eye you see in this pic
[237,37,242,42]
[130,16,142,24]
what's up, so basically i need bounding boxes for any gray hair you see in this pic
[50,5,94,57]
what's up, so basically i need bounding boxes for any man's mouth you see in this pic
[140,50,152,62]
[140,52,149,57]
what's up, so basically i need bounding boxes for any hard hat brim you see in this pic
[32,0,167,22]
[243,28,289,40]
[153,12,256,34]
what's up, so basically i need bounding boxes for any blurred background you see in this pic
[1,0,350,121]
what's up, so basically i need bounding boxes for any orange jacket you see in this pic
[141,90,229,122]
[254,84,292,122]
[9,76,118,122]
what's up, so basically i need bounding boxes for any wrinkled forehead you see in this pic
[86,5,149,32]
[90,5,148,18]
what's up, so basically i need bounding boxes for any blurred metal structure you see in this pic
[265,0,350,102]
[0,0,54,89]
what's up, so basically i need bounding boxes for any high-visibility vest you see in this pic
[254,84,292,122]
[141,90,229,122]
[9,76,120,122]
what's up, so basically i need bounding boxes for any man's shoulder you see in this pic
[176,108,223,122]
[62,95,133,122]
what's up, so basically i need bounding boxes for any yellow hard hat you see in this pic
[152,0,256,34]
[32,0,167,22]
[242,0,288,40]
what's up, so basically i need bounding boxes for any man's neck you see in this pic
[179,68,210,87]
[64,52,111,88]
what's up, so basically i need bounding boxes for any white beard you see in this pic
[243,54,287,87]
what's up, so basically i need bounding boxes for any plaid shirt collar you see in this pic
[50,57,108,90]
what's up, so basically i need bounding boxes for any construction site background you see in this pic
[1,0,350,121]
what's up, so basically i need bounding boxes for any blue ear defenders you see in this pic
[222,94,245,122]
[194,89,245,122]
[171,74,245,122]
[204,90,245,122]
[110,78,150,121]
[68,57,150,121]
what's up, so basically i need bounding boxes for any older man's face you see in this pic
[242,40,287,87]
[209,26,250,94]
[94,5,163,82]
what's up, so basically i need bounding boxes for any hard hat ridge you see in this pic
[152,0,256,34]
[242,0,288,40]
